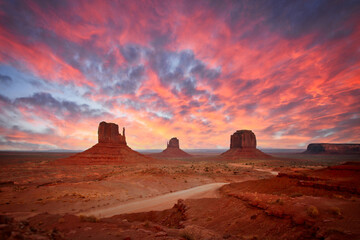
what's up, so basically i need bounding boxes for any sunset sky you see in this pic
[0,0,359,151]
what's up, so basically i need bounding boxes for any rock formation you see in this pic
[221,130,270,159]
[167,137,180,149]
[98,121,126,144]
[304,143,360,154]
[151,137,191,158]
[57,121,151,164]
[230,130,256,149]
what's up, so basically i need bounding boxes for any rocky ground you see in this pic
[0,151,359,239]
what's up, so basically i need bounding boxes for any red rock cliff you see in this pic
[305,143,360,154]
[167,137,180,148]
[221,130,270,159]
[98,121,126,145]
[230,130,256,149]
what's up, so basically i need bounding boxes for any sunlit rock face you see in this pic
[230,130,256,149]
[305,143,360,154]
[167,137,180,148]
[98,121,126,145]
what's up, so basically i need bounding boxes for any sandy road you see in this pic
[254,168,279,175]
[81,167,278,218]
[81,182,228,218]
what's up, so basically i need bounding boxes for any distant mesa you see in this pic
[304,143,360,154]
[57,121,151,164]
[221,130,270,159]
[151,137,191,158]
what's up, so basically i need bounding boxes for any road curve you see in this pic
[81,182,228,218]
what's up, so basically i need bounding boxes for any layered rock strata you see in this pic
[221,130,270,159]
[304,143,360,154]
[57,121,151,164]
[151,137,191,158]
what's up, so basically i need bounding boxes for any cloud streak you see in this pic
[0,0,359,150]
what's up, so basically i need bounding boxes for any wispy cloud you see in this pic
[0,0,359,150]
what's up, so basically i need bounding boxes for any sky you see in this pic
[0,0,359,151]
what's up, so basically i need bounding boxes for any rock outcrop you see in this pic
[230,130,256,149]
[304,143,360,154]
[57,121,151,164]
[221,130,270,159]
[167,137,180,148]
[98,121,126,144]
[150,137,191,158]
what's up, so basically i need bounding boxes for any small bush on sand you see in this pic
[181,232,195,240]
[290,192,303,198]
[328,206,342,216]
[79,215,98,223]
[307,205,319,218]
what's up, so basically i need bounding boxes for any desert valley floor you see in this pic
[0,151,359,240]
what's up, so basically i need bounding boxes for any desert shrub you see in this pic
[328,207,342,216]
[275,198,284,205]
[79,215,98,223]
[307,205,319,218]
[143,220,150,227]
[181,232,195,240]
[290,192,303,198]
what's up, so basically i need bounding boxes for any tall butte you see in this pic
[57,121,151,164]
[150,137,191,158]
[161,137,191,158]
[220,130,270,159]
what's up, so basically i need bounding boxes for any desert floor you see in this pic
[0,151,359,240]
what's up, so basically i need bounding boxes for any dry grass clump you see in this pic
[79,215,99,223]
[275,198,284,205]
[181,232,195,240]
[290,192,303,198]
[307,205,319,218]
[328,206,342,216]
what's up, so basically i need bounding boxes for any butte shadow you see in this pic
[149,137,192,158]
[220,130,271,160]
[56,121,153,164]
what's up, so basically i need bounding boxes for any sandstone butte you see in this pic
[151,137,191,158]
[220,130,270,159]
[57,121,151,164]
[304,143,360,154]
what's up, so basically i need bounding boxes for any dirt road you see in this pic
[80,167,278,218]
[81,182,228,218]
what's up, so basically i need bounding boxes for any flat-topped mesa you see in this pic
[167,137,180,148]
[98,121,126,145]
[230,130,256,149]
[221,129,270,159]
[305,143,360,154]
